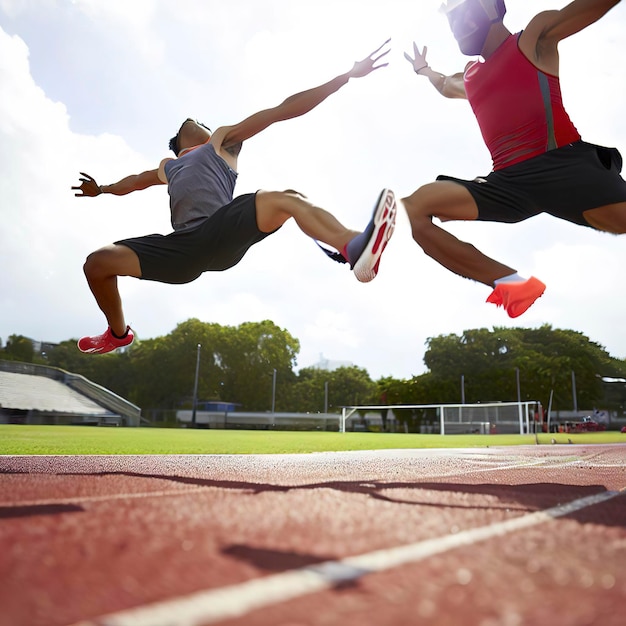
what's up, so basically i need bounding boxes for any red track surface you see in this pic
[1,445,625,626]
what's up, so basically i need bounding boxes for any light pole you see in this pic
[191,343,201,427]
[271,368,277,414]
[324,381,329,413]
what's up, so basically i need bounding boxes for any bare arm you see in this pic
[404,43,466,99]
[522,0,622,71]
[217,40,390,151]
[533,0,621,44]
[72,169,164,197]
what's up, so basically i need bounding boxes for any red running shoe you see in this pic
[486,277,546,318]
[77,326,134,354]
[346,188,397,283]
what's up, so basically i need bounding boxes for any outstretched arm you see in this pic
[531,0,621,44]
[218,40,391,150]
[404,43,466,99]
[72,169,163,197]
[521,0,621,73]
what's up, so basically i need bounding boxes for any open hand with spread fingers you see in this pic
[404,42,429,74]
[349,38,391,78]
[72,172,102,197]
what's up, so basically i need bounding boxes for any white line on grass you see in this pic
[71,489,624,626]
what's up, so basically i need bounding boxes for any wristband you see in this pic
[415,64,429,75]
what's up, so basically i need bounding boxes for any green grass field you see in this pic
[0,425,624,455]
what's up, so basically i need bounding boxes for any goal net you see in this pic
[340,401,542,435]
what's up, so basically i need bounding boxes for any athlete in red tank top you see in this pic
[464,32,581,170]
[401,0,625,319]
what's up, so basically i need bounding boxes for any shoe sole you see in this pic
[353,189,397,283]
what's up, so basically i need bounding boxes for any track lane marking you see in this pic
[70,489,624,626]
[0,458,562,509]
[0,456,617,509]
[0,486,214,508]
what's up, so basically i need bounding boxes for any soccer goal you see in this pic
[340,401,542,435]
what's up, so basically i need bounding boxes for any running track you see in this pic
[1,444,625,626]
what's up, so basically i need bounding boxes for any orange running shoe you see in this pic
[486,276,546,318]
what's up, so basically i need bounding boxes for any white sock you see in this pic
[494,273,526,285]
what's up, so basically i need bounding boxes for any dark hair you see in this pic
[168,119,212,156]
[168,134,180,155]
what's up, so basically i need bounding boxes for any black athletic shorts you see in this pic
[116,192,276,284]
[437,141,626,227]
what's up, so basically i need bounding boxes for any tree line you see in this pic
[2,320,625,419]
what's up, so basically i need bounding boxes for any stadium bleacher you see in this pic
[0,361,140,426]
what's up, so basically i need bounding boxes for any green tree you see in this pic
[328,366,377,408]
[279,367,325,413]
[422,325,616,411]
[3,335,36,363]
[219,320,299,411]
[128,319,228,409]
[283,366,376,413]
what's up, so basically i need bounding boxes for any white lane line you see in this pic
[0,456,613,509]
[0,458,561,509]
[0,460,560,509]
[71,489,624,626]
[0,487,213,508]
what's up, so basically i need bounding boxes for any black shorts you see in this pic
[437,141,626,227]
[116,192,275,284]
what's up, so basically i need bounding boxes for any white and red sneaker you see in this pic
[77,326,134,354]
[345,189,396,283]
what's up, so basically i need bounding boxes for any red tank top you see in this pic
[464,33,581,170]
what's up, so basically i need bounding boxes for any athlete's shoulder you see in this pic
[519,11,561,73]
[208,126,229,149]
[523,10,561,36]
[210,125,242,161]
[158,157,174,184]
[519,10,565,51]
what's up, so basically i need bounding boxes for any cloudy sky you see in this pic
[1,0,625,380]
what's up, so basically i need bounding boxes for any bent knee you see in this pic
[583,203,626,234]
[255,190,302,232]
[83,249,108,278]
[83,245,139,279]
[402,181,478,224]
[257,189,304,204]
[408,216,437,251]
[282,188,307,199]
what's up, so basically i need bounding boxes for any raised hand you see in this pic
[404,42,429,73]
[349,38,391,78]
[72,172,102,197]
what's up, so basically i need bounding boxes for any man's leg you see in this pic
[255,190,359,249]
[255,189,396,282]
[583,202,626,234]
[82,243,141,338]
[403,181,545,318]
[402,180,516,286]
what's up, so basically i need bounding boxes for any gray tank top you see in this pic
[165,142,238,230]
